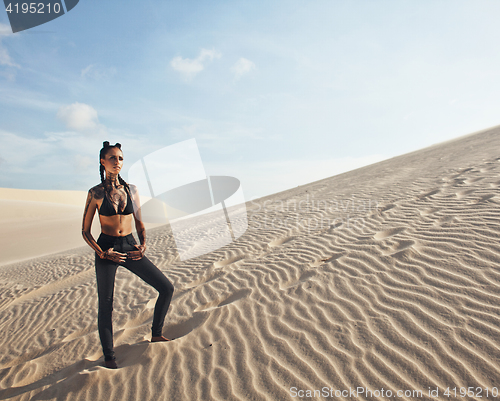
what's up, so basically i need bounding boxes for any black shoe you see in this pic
[104,359,118,369]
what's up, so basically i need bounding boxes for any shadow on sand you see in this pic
[0,342,149,400]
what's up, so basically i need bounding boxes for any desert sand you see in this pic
[0,189,159,266]
[1,126,500,400]
[0,188,91,266]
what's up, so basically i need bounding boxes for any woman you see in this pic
[82,141,174,369]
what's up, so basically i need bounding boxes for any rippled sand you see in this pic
[2,127,500,400]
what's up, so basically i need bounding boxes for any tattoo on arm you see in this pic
[81,190,92,232]
[92,185,105,200]
[129,185,146,247]
[82,188,104,257]
[82,231,104,257]
[137,226,146,246]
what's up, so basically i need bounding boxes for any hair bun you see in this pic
[103,141,110,147]
[115,143,121,149]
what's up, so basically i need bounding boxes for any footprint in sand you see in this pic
[283,270,318,289]
[327,221,344,232]
[177,255,249,291]
[382,240,416,256]
[464,177,484,184]
[213,255,247,268]
[379,203,397,213]
[448,168,472,180]
[269,236,296,248]
[374,227,406,240]
[417,189,440,200]
[419,207,441,216]
[194,289,252,312]
[183,270,227,290]
[459,167,474,173]
[218,289,252,307]
[456,189,475,199]
[434,215,457,226]
[310,253,344,267]
[475,194,496,203]
[369,203,396,218]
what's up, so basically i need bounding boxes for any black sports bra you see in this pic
[98,189,134,216]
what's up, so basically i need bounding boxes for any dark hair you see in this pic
[99,141,130,191]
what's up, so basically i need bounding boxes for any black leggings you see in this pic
[95,233,174,361]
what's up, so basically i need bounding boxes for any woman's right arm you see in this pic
[82,189,105,257]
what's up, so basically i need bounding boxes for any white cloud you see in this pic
[232,57,256,80]
[0,127,157,190]
[0,47,18,67]
[0,129,103,185]
[0,23,11,36]
[81,64,117,80]
[57,102,100,131]
[170,48,221,80]
[0,22,19,68]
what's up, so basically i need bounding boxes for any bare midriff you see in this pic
[99,214,133,237]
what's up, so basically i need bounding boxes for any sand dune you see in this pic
[0,199,96,266]
[2,127,500,400]
[0,189,92,266]
[0,189,158,266]
[0,188,89,206]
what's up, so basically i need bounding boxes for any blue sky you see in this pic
[1,0,500,200]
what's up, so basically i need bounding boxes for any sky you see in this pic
[1,0,500,201]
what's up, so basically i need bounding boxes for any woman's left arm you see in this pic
[128,184,147,260]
